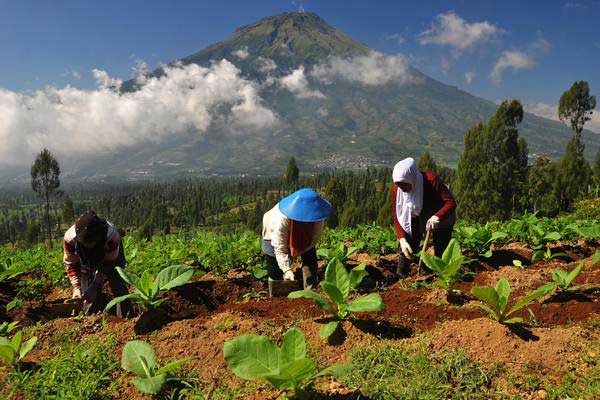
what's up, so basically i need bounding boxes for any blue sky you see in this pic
[1,0,598,107]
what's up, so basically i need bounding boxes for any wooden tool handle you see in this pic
[417,229,432,276]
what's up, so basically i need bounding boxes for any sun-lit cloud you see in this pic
[311,51,420,86]
[419,12,503,53]
[525,102,600,133]
[61,68,82,80]
[279,67,324,98]
[232,46,249,59]
[255,56,277,73]
[383,33,406,45]
[464,71,475,84]
[0,60,278,167]
[490,51,535,83]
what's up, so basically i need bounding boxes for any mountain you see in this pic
[50,13,600,180]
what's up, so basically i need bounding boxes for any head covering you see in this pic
[392,158,424,236]
[278,188,333,222]
[75,211,108,244]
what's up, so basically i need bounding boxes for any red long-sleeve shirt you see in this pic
[392,170,455,239]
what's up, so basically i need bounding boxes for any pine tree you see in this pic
[31,149,60,247]
[284,157,299,186]
[61,196,75,226]
[594,148,600,186]
[417,150,438,172]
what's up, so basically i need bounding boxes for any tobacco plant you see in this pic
[0,330,37,367]
[0,321,19,336]
[420,239,470,294]
[317,243,359,264]
[470,278,553,324]
[456,224,507,258]
[540,262,586,293]
[224,327,349,396]
[121,340,195,395]
[289,259,384,339]
[531,246,569,263]
[105,264,195,312]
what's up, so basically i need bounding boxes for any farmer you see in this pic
[392,157,456,277]
[261,188,333,289]
[63,211,132,317]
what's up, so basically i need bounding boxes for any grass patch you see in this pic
[340,344,497,399]
[4,335,118,400]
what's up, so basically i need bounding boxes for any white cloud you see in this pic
[0,60,277,167]
[255,56,277,73]
[311,51,419,86]
[279,67,324,99]
[384,33,406,45]
[232,46,249,60]
[62,68,82,80]
[525,102,600,133]
[131,59,150,85]
[464,71,475,84]
[490,51,535,83]
[419,12,502,53]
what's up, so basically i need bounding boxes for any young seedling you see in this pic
[224,327,349,396]
[420,239,470,294]
[512,260,524,268]
[458,224,507,258]
[121,340,195,395]
[593,250,600,266]
[470,278,553,324]
[531,247,569,263]
[0,330,37,367]
[0,321,20,336]
[105,265,195,312]
[317,243,359,264]
[542,262,586,293]
[288,259,384,339]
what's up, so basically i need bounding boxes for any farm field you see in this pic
[0,213,599,399]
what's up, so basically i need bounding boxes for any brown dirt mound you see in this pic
[426,318,596,375]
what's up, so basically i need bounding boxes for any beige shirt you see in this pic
[262,204,324,273]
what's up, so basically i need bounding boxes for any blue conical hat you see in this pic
[278,188,333,222]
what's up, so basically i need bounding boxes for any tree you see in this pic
[417,151,438,172]
[31,149,60,247]
[554,81,596,210]
[558,81,597,136]
[324,177,346,228]
[284,157,299,186]
[527,155,558,213]
[456,100,527,221]
[594,148,600,187]
[61,195,75,226]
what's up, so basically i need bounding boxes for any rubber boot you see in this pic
[396,254,410,278]
[302,266,316,290]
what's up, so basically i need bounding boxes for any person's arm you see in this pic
[427,172,456,221]
[391,186,407,239]
[270,214,292,274]
[63,228,82,291]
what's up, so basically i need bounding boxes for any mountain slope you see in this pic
[82,12,598,180]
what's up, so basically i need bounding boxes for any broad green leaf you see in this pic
[18,336,37,360]
[490,231,508,242]
[348,263,369,291]
[0,345,16,364]
[593,250,600,265]
[115,267,140,289]
[531,250,545,263]
[544,232,561,242]
[506,284,555,317]
[473,303,499,321]
[264,358,316,390]
[105,293,140,312]
[502,317,524,324]
[421,252,446,276]
[317,363,353,378]
[512,260,523,268]
[155,265,194,291]
[551,270,568,285]
[155,356,196,375]
[139,271,153,296]
[324,259,350,300]
[483,250,493,258]
[441,239,462,264]
[132,374,167,395]
[495,279,510,313]
[223,334,281,380]
[0,337,10,346]
[470,287,500,316]
[321,282,345,306]
[319,321,340,339]
[288,290,334,313]
[565,262,584,286]
[281,328,306,364]
[122,340,158,377]
[10,330,23,350]
[346,293,385,313]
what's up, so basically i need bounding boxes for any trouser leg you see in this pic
[300,247,318,289]
[397,217,422,277]
[432,226,454,258]
[265,254,283,280]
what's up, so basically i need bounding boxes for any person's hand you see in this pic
[283,270,295,281]
[71,287,82,299]
[426,215,440,231]
[399,238,413,260]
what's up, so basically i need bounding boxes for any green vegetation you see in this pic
[121,340,195,395]
[470,279,553,324]
[30,148,61,247]
[224,327,348,396]
[543,262,586,293]
[0,330,37,367]
[105,265,195,312]
[420,239,470,293]
[455,224,507,257]
[289,258,384,339]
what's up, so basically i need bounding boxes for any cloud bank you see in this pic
[525,102,600,134]
[419,12,502,53]
[0,60,277,167]
[279,67,324,98]
[311,51,419,86]
[490,51,535,83]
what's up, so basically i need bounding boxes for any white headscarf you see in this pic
[392,158,424,236]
